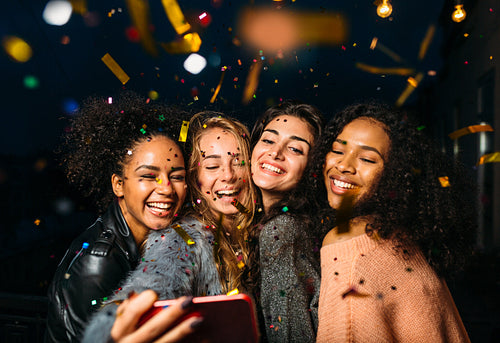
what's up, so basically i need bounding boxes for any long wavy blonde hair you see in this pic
[186,113,257,293]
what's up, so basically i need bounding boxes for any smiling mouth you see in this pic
[147,202,173,211]
[215,189,241,199]
[333,179,357,190]
[261,163,284,174]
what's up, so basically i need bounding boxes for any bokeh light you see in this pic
[2,36,33,63]
[62,98,79,115]
[43,0,73,26]
[183,53,207,74]
[23,75,40,89]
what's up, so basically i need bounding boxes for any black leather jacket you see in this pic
[45,201,140,343]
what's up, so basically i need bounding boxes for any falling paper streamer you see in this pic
[178,121,189,142]
[242,60,262,105]
[438,176,450,188]
[161,0,191,35]
[370,37,405,64]
[101,53,130,84]
[161,32,202,54]
[125,0,158,57]
[448,124,494,140]
[210,68,226,103]
[172,224,195,245]
[231,199,250,214]
[69,0,87,15]
[355,62,414,76]
[418,25,435,61]
[477,152,500,165]
[395,72,423,107]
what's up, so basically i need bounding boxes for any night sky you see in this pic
[0,0,446,156]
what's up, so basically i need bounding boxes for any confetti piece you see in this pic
[210,68,226,103]
[178,121,189,142]
[242,60,262,105]
[161,32,202,54]
[282,206,289,212]
[161,0,191,34]
[395,72,423,107]
[172,224,195,245]
[34,219,41,226]
[226,288,239,296]
[156,178,163,184]
[237,261,245,269]
[64,273,71,279]
[231,199,250,214]
[82,242,89,249]
[101,53,130,84]
[125,0,158,56]
[439,176,450,187]
[91,299,97,305]
[448,124,493,140]
[477,152,500,165]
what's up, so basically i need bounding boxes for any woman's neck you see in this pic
[322,216,371,246]
[261,190,283,213]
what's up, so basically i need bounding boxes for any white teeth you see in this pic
[147,202,172,210]
[333,179,356,189]
[261,163,284,174]
[216,190,238,195]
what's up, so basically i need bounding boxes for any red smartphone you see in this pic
[138,293,259,343]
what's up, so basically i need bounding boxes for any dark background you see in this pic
[0,0,498,341]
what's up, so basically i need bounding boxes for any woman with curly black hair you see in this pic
[312,102,475,342]
[46,92,189,342]
[248,100,325,342]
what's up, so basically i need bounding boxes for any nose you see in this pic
[268,144,285,160]
[220,164,236,183]
[336,154,355,174]
[155,178,175,196]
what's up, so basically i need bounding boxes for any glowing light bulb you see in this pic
[377,0,393,18]
[452,4,466,23]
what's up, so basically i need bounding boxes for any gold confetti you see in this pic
[237,261,245,269]
[172,224,195,245]
[438,176,450,187]
[101,53,130,84]
[477,152,500,165]
[242,60,262,105]
[210,68,226,103]
[448,124,494,140]
[178,121,189,142]
[226,288,239,296]
[231,199,250,214]
[125,0,158,56]
[161,0,191,34]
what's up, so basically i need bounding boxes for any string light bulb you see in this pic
[377,0,393,18]
[451,4,466,23]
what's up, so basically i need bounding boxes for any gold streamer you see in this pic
[477,152,500,165]
[161,0,191,35]
[178,121,190,142]
[448,124,494,140]
[101,53,130,84]
[125,0,158,57]
[355,62,415,76]
[161,32,202,54]
[210,68,226,103]
[242,60,262,105]
[231,199,250,214]
[172,224,195,245]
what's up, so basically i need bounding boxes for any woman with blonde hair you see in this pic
[83,113,257,342]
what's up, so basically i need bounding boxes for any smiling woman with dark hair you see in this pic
[46,92,189,342]
[307,102,476,342]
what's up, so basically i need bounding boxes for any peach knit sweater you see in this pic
[316,233,470,343]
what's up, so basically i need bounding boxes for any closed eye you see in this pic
[261,139,274,144]
[360,158,376,164]
[141,174,156,179]
[290,147,304,155]
[331,150,343,155]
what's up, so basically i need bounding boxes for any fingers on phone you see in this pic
[154,316,204,343]
[111,290,158,340]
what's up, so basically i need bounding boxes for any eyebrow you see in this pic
[263,128,311,147]
[335,139,384,159]
[203,153,241,160]
[134,165,185,172]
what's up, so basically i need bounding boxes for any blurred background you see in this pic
[0,0,498,341]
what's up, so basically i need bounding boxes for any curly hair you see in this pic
[60,91,189,213]
[306,101,477,278]
[185,112,257,293]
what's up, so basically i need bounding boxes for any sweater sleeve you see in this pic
[82,218,222,343]
[259,215,319,343]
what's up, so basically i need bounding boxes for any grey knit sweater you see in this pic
[82,216,222,342]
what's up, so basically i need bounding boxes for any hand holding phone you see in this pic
[139,293,259,343]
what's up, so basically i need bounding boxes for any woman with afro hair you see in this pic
[308,102,476,342]
[46,92,190,342]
